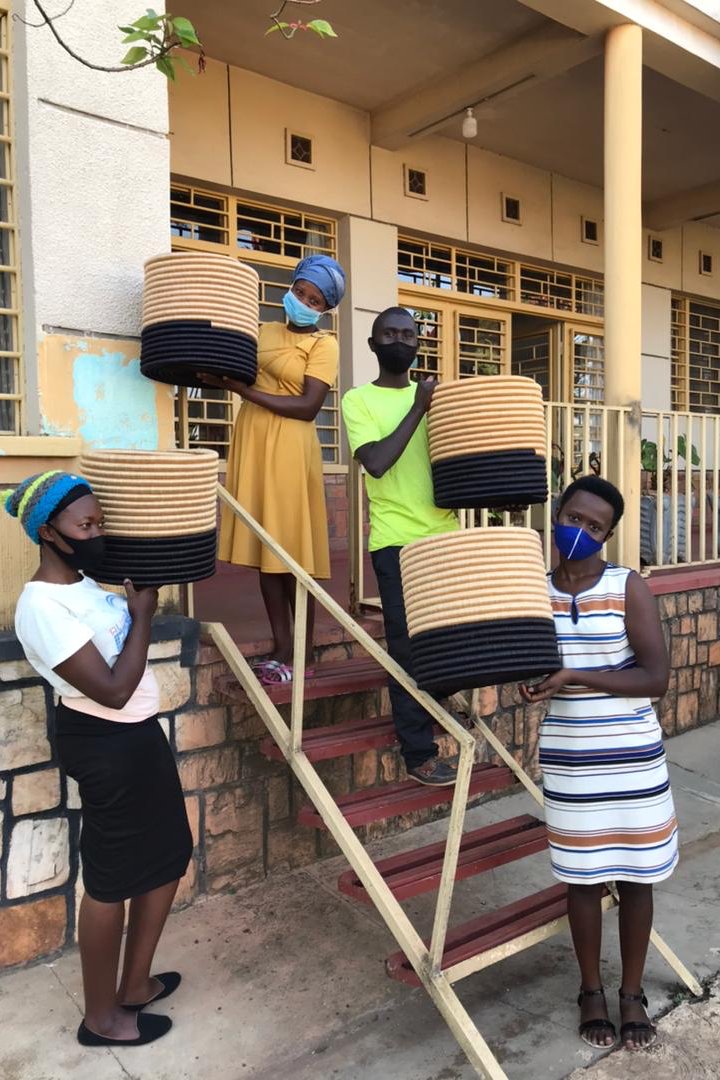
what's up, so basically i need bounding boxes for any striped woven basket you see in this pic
[80,449,219,585]
[140,252,259,389]
[400,527,561,693]
[427,376,548,510]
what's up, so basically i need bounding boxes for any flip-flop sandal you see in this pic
[619,990,657,1050]
[254,660,294,686]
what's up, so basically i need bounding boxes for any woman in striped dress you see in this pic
[522,475,677,1052]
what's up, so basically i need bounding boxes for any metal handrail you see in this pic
[209,480,701,1077]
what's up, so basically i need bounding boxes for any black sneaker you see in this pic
[407,759,458,786]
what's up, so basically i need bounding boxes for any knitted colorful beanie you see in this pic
[2,471,93,544]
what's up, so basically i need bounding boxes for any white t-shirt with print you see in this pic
[15,575,159,723]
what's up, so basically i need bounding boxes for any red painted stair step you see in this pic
[338,814,548,902]
[215,656,386,706]
[385,882,608,986]
[261,714,398,762]
[260,715,445,763]
[297,763,514,829]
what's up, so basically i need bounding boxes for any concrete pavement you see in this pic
[2,720,720,1080]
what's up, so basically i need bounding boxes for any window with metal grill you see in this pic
[0,7,21,436]
[672,295,720,414]
[502,194,522,224]
[286,130,314,169]
[170,185,340,463]
[404,166,428,199]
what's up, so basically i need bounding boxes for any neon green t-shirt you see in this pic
[341,382,458,551]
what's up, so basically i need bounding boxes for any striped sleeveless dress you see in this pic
[539,564,679,885]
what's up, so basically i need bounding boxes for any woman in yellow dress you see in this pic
[199,254,345,683]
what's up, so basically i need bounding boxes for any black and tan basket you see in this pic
[140,252,259,389]
[428,376,548,509]
[81,449,219,585]
[400,528,561,693]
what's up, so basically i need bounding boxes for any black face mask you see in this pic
[374,341,418,374]
[46,527,107,576]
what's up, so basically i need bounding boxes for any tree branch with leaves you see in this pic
[17,2,204,78]
[266,0,337,40]
[16,0,337,82]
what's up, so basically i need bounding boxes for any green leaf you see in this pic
[306,19,337,37]
[121,30,150,43]
[118,25,136,34]
[146,7,159,17]
[172,16,200,44]
[265,22,290,35]
[121,45,149,65]
[156,55,176,80]
[132,15,161,31]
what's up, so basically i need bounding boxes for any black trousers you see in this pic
[371,545,438,769]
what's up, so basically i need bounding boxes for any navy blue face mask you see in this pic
[554,523,604,561]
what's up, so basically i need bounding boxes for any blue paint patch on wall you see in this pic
[73,352,159,450]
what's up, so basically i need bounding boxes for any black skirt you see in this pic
[55,702,192,903]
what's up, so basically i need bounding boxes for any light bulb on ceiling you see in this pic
[462,107,477,140]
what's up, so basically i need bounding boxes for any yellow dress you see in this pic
[219,322,338,579]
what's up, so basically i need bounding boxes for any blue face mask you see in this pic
[554,523,604,561]
[283,288,322,327]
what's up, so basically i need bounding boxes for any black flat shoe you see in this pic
[77,1013,172,1046]
[122,971,182,1010]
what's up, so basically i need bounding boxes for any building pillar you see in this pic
[604,23,643,568]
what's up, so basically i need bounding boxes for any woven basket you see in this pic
[81,449,218,585]
[427,376,548,509]
[399,528,560,693]
[140,252,259,388]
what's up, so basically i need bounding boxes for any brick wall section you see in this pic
[2,587,719,969]
[325,473,348,552]
[656,589,720,735]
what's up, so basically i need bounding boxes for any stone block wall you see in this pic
[1,582,718,970]
[0,617,199,968]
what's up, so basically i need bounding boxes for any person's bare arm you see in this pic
[54,582,158,710]
[355,378,435,479]
[521,573,669,702]
[195,373,330,422]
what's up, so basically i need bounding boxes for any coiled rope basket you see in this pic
[80,449,219,585]
[400,527,561,693]
[140,252,259,389]
[428,375,548,510]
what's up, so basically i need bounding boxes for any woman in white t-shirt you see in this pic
[4,471,192,1048]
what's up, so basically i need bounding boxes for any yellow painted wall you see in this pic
[37,334,176,452]
[642,227,683,290]
[370,137,467,241]
[168,61,720,315]
[169,56,232,186]
[228,68,371,217]
[467,146,552,260]
[681,222,720,300]
[551,175,604,274]
[337,216,399,392]
[0,520,39,631]
[0,334,179,628]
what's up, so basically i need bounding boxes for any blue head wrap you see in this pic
[293,255,346,309]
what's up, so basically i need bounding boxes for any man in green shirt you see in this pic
[342,307,459,785]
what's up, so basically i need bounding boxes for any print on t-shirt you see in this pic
[105,593,132,652]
